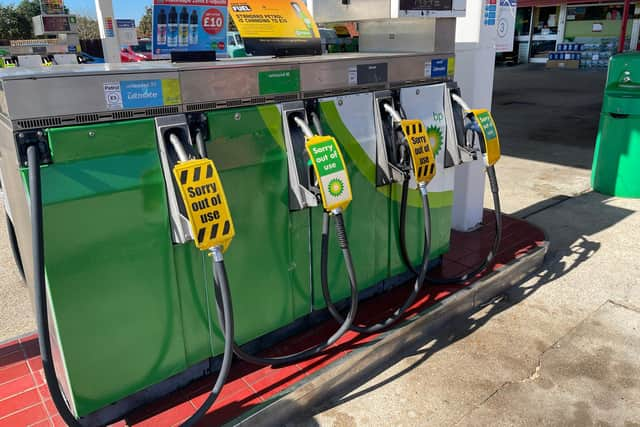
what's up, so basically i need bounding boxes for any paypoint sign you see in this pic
[305,136,352,212]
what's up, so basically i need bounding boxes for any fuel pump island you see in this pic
[0,1,512,425]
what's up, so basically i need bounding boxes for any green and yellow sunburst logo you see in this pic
[328,178,344,197]
[427,125,443,157]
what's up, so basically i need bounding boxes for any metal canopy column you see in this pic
[94,0,121,63]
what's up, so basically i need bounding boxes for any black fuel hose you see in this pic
[322,190,432,334]
[399,166,502,284]
[28,145,235,427]
[223,211,359,366]
[180,251,235,427]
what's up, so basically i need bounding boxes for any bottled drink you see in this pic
[178,7,189,47]
[156,8,167,45]
[189,10,198,45]
[167,7,178,48]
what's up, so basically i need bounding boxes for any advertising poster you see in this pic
[117,19,138,45]
[495,0,517,52]
[152,0,228,59]
[228,0,321,56]
[40,0,65,14]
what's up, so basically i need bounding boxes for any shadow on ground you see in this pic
[291,191,634,425]
[492,65,606,169]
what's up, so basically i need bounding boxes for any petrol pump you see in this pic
[314,1,505,287]
[2,37,81,68]
[0,1,503,425]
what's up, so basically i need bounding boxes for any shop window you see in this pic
[516,7,532,36]
[533,6,560,35]
[564,4,635,69]
[566,5,633,21]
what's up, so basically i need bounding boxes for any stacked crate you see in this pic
[547,43,583,69]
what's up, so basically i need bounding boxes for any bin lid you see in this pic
[602,53,640,114]
[606,52,640,88]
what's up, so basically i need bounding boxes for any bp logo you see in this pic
[427,125,443,157]
[328,178,345,197]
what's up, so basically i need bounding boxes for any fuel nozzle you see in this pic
[293,115,314,139]
[187,113,209,159]
[381,101,437,186]
[382,102,412,173]
[168,132,190,163]
[451,94,502,167]
[451,93,480,158]
[291,114,321,199]
[383,102,403,125]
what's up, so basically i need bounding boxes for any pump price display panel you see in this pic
[469,109,501,167]
[305,136,353,212]
[173,158,235,251]
[400,0,453,10]
[401,119,436,184]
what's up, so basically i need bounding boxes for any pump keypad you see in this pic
[400,119,436,184]
[173,158,235,251]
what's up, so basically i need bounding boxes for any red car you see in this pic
[120,39,152,62]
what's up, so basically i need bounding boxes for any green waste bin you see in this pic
[592,52,640,198]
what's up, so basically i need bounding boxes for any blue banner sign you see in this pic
[152,0,228,59]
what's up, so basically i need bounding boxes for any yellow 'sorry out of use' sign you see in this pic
[173,158,235,252]
[400,119,436,185]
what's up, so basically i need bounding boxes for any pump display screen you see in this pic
[42,16,72,32]
[399,0,453,10]
[355,63,388,85]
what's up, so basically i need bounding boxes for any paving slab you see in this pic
[458,301,640,427]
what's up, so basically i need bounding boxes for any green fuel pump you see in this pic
[399,94,504,284]
[30,114,364,426]
[166,114,361,369]
[320,100,438,333]
[28,131,235,427]
[221,114,361,367]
